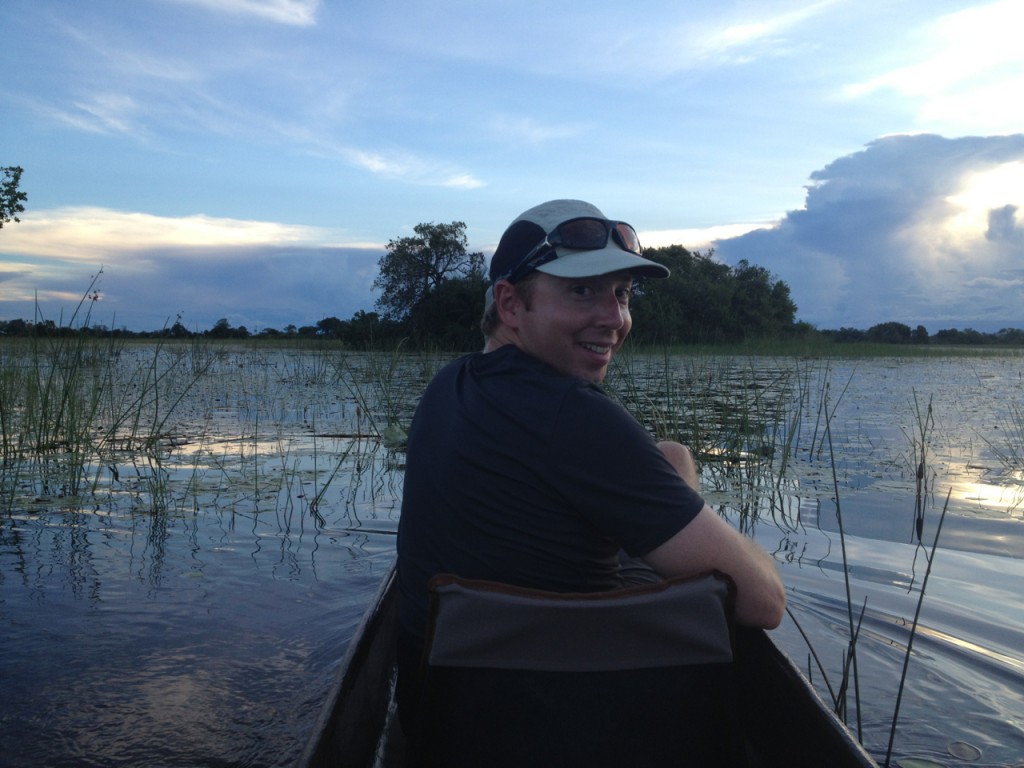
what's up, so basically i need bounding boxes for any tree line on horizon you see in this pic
[2,216,1023,349]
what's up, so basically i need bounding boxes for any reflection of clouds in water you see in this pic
[949,474,1024,514]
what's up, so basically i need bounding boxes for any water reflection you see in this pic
[2,346,410,766]
[610,353,1024,765]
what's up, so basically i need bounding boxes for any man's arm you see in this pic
[643,441,785,628]
[643,506,786,629]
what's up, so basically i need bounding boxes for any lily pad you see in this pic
[947,741,982,761]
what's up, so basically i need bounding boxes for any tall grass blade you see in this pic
[883,489,952,767]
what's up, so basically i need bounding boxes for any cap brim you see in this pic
[535,247,670,279]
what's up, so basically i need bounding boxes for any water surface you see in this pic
[1,346,1022,766]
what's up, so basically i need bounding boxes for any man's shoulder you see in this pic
[425,346,618,418]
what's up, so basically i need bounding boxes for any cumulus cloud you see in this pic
[714,134,1024,331]
[986,205,1023,243]
[643,222,773,250]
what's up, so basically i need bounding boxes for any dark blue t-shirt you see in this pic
[396,345,705,639]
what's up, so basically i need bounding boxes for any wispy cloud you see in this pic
[57,21,204,83]
[489,116,585,146]
[692,0,839,65]
[599,0,839,77]
[341,148,485,189]
[163,0,321,25]
[46,93,143,135]
[844,0,1024,133]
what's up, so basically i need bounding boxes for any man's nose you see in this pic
[595,291,626,328]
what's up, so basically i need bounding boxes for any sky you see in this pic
[2,0,1023,334]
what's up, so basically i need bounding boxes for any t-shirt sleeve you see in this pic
[544,382,705,557]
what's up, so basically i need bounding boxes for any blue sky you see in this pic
[2,0,1023,333]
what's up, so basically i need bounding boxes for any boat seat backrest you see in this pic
[412,571,746,768]
[425,571,735,671]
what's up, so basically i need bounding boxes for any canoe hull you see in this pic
[299,564,878,768]
[298,567,401,768]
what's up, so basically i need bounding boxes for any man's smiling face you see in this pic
[511,270,634,383]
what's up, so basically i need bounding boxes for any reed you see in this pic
[978,398,1024,475]
[330,342,441,445]
[883,489,951,767]
[613,349,958,764]
[609,349,807,530]
[820,381,864,737]
[790,375,951,765]
[0,296,117,505]
[0,288,215,515]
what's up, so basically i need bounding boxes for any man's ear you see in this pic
[493,280,522,329]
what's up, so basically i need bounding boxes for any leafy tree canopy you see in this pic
[630,246,797,345]
[373,221,485,344]
[1,166,28,229]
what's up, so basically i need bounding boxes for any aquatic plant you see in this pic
[330,341,441,445]
[0,281,215,514]
[611,349,966,765]
[884,490,951,767]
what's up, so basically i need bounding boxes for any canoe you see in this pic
[298,562,879,768]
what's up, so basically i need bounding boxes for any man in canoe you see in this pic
[395,199,785,729]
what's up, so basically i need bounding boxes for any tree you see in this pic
[630,246,732,344]
[316,316,346,339]
[206,317,249,339]
[208,318,233,338]
[867,321,912,344]
[1,166,27,228]
[168,320,192,338]
[373,221,484,339]
[408,270,489,348]
[727,260,797,340]
[631,247,797,344]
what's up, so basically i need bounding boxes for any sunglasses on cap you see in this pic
[498,217,643,284]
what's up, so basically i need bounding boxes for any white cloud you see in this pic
[0,207,383,331]
[1,208,347,263]
[714,134,1024,331]
[643,222,774,250]
[341,148,485,189]
[439,174,487,190]
[163,0,320,25]
[489,116,585,146]
[692,0,839,65]
[69,93,141,134]
[844,0,1024,133]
